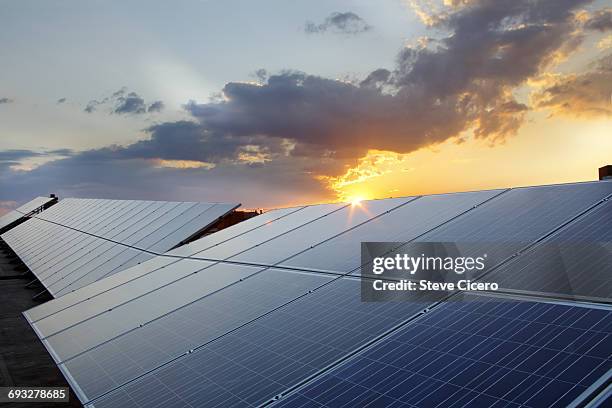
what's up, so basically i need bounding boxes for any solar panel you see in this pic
[166,206,305,257]
[1,198,238,296]
[0,196,56,232]
[25,256,179,322]
[23,205,344,323]
[355,181,612,278]
[273,294,611,408]
[61,269,335,401]
[185,203,348,261]
[31,199,419,365]
[82,277,437,407]
[280,190,504,274]
[18,181,612,407]
[227,197,414,266]
[484,200,612,300]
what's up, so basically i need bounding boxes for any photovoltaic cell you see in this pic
[85,278,438,407]
[274,294,611,408]
[484,200,612,300]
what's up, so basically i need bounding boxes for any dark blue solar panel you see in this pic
[86,278,437,407]
[274,294,611,408]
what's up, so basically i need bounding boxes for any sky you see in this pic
[1,0,611,213]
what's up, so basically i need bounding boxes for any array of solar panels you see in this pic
[21,181,612,407]
[0,196,56,231]
[1,198,239,297]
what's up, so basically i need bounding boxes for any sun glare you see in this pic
[350,196,365,206]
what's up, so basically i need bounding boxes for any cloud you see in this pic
[0,97,14,104]
[147,100,164,112]
[84,88,164,115]
[305,12,372,35]
[0,149,74,173]
[0,149,43,161]
[0,149,73,162]
[532,53,612,117]
[1,0,605,206]
[0,149,331,208]
[183,0,592,157]
[114,92,146,114]
[84,99,102,113]
[584,7,612,32]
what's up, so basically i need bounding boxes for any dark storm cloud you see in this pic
[0,97,14,104]
[533,53,612,117]
[584,7,612,31]
[305,12,372,35]
[84,88,164,115]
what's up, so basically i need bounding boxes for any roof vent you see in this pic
[599,165,612,181]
